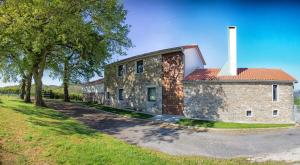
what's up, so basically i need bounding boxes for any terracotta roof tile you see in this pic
[184,68,297,82]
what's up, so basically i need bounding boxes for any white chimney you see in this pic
[218,26,237,76]
[228,26,237,76]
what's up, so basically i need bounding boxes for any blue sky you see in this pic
[1,0,300,89]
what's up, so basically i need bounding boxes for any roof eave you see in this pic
[109,47,183,65]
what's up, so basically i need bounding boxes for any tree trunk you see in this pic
[20,77,26,100]
[32,54,47,107]
[25,72,32,103]
[63,57,70,102]
[33,67,45,106]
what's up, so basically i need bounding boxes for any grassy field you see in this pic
[0,96,286,164]
[82,102,154,119]
[177,118,294,129]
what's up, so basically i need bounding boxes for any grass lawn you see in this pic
[81,102,154,119]
[0,96,287,164]
[177,118,294,129]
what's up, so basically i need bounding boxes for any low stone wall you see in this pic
[183,81,295,124]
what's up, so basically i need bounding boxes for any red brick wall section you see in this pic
[162,52,184,115]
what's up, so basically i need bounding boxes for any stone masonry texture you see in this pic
[183,81,295,123]
[104,54,163,114]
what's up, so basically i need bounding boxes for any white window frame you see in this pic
[135,60,144,74]
[272,84,279,102]
[246,110,253,117]
[118,88,124,101]
[272,110,279,117]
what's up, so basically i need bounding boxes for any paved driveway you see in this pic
[47,101,300,162]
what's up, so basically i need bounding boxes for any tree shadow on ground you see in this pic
[1,102,98,136]
[138,125,208,144]
[79,116,205,144]
[28,117,98,136]
[7,105,68,120]
[46,100,208,144]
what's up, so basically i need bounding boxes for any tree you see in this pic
[0,51,32,101]
[0,0,131,106]
[48,48,105,102]
[0,45,33,102]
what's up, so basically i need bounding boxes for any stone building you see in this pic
[82,79,105,104]
[103,45,205,114]
[83,27,297,123]
[184,68,296,123]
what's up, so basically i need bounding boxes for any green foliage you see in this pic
[0,85,83,100]
[43,90,83,101]
[0,96,281,164]
[177,118,294,129]
[0,0,132,71]
[0,86,20,94]
[0,0,132,105]
[295,97,300,105]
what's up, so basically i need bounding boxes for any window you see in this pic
[106,92,110,99]
[273,110,279,117]
[147,87,156,101]
[272,84,278,101]
[136,60,143,74]
[118,65,124,77]
[246,110,252,117]
[118,89,124,100]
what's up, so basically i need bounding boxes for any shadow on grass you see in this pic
[28,117,98,136]
[10,105,68,120]
[0,101,98,136]
[83,102,154,119]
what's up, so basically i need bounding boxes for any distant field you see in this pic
[0,85,83,101]
[0,84,82,95]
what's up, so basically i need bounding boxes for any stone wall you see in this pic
[82,83,105,104]
[104,55,163,114]
[184,81,295,123]
[83,92,105,104]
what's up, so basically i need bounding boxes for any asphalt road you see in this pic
[47,101,300,162]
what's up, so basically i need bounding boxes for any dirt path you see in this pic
[46,100,300,162]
